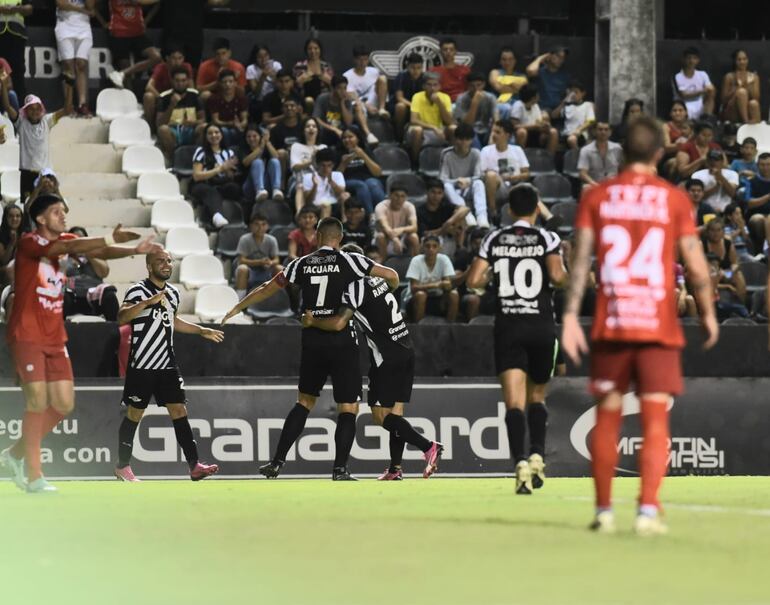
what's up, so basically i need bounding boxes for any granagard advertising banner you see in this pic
[0,378,763,480]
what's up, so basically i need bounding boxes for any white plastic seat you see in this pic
[194,284,250,323]
[136,172,183,204]
[178,254,226,289]
[1,169,20,202]
[737,122,770,154]
[150,199,196,232]
[109,117,153,149]
[67,314,106,323]
[0,141,19,172]
[96,89,142,122]
[165,227,212,259]
[122,144,167,177]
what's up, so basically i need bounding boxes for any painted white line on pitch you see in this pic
[0,383,497,393]
[0,473,512,482]
[563,496,770,517]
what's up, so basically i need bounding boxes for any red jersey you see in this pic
[109,0,145,38]
[677,139,721,163]
[150,62,194,93]
[575,168,697,348]
[7,232,78,346]
[429,64,471,101]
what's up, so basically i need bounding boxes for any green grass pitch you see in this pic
[2,476,769,605]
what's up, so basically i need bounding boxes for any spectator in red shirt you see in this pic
[142,44,193,126]
[106,0,162,90]
[207,69,249,148]
[196,37,246,103]
[675,121,721,180]
[288,205,319,260]
[429,38,471,102]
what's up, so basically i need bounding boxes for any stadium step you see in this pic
[50,117,109,145]
[52,143,123,174]
[65,198,150,228]
[60,173,135,200]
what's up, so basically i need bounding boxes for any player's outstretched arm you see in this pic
[466,257,490,290]
[117,291,166,325]
[301,308,354,332]
[221,272,284,325]
[48,224,144,257]
[370,264,400,291]
[561,226,594,364]
[679,233,719,350]
[89,235,162,260]
[174,316,225,342]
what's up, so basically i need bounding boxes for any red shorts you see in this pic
[589,341,683,397]
[10,342,74,384]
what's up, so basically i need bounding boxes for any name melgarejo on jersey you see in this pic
[491,244,545,258]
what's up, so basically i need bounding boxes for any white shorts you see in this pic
[55,30,93,61]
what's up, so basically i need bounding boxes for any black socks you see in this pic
[117,416,139,468]
[333,412,357,468]
[273,403,310,464]
[172,416,200,470]
[505,408,527,463]
[389,434,405,473]
[527,402,548,458]
[382,414,431,453]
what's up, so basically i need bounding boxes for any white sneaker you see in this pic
[589,510,616,534]
[633,513,668,537]
[255,189,269,202]
[514,460,533,495]
[366,132,379,145]
[108,70,125,89]
[528,453,545,489]
[27,477,57,494]
[212,212,229,229]
[272,189,284,201]
[0,447,26,491]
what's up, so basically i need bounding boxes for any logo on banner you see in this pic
[569,393,725,475]
[370,36,474,78]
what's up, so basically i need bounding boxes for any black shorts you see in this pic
[298,343,362,403]
[122,367,186,409]
[110,34,154,64]
[494,319,558,384]
[368,348,415,407]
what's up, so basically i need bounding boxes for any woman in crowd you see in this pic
[246,44,282,101]
[191,123,243,229]
[721,49,761,125]
[293,38,333,113]
[611,97,644,145]
[0,203,23,285]
[241,124,283,203]
[701,216,747,303]
[488,47,528,120]
[663,100,690,155]
[289,116,326,178]
[336,126,384,215]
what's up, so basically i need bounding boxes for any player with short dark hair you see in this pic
[114,248,224,482]
[221,217,400,480]
[467,183,568,494]
[0,194,161,492]
[562,115,718,535]
[302,243,444,480]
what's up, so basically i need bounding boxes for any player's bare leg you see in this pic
[500,369,532,494]
[371,404,443,479]
[166,403,219,481]
[589,391,622,532]
[526,379,549,489]
[332,402,359,481]
[260,392,317,478]
[634,392,670,536]
[115,405,145,482]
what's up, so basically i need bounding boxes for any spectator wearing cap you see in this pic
[207,68,249,148]
[106,0,162,91]
[336,125,384,215]
[692,150,739,213]
[525,46,571,116]
[403,234,459,322]
[489,47,528,121]
[261,69,304,126]
[293,37,334,113]
[392,52,426,137]
[374,186,419,258]
[0,0,32,102]
[555,80,595,149]
[1,92,66,203]
[196,37,247,103]
[453,71,498,148]
[676,120,721,180]
[510,83,558,155]
[234,211,281,299]
[156,65,206,160]
[577,122,622,189]
[674,46,715,121]
[143,45,194,126]
[429,38,470,102]
[341,198,372,249]
[343,45,389,119]
[418,178,469,251]
[439,123,486,227]
[295,147,348,219]
[406,72,455,162]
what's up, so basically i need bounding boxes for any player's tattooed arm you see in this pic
[563,227,594,316]
[679,233,719,349]
[301,307,354,332]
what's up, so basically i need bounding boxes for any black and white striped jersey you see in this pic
[478,220,561,323]
[283,245,374,347]
[341,276,412,366]
[123,279,181,370]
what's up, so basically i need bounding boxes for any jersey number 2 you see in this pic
[385,292,404,323]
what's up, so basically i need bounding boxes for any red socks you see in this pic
[591,407,622,509]
[639,399,670,510]
[11,408,67,481]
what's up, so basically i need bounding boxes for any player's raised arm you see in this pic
[560,226,594,364]
[301,307,354,332]
[370,264,399,291]
[679,233,719,350]
[221,271,285,325]
[47,222,144,257]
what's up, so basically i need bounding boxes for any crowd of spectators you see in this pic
[0,2,769,325]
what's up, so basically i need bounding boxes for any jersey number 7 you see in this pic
[310,275,328,306]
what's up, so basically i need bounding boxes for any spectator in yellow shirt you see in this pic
[405,72,455,162]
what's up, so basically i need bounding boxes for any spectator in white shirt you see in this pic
[692,149,739,213]
[510,83,558,155]
[246,44,282,101]
[403,234,459,322]
[481,120,530,217]
[343,45,389,118]
[555,81,595,149]
[674,47,716,120]
[55,0,97,117]
[295,147,349,218]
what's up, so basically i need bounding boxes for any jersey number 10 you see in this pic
[493,258,543,298]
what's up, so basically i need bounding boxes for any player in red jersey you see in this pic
[0,194,160,493]
[561,116,719,535]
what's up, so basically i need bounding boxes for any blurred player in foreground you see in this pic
[561,116,718,535]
